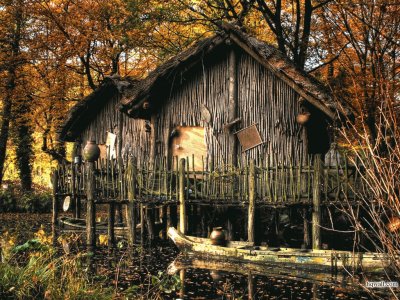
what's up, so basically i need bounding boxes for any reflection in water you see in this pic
[179,269,186,298]
[167,254,380,300]
[248,273,255,300]
[1,213,393,300]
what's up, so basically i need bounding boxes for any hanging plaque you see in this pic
[235,124,263,152]
[106,132,116,158]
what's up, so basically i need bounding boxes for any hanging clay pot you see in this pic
[296,112,311,125]
[83,140,100,162]
[210,227,226,246]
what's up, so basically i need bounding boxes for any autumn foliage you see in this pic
[0,0,399,191]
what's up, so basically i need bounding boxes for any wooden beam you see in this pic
[248,159,256,243]
[86,161,96,251]
[149,114,157,168]
[126,156,137,246]
[228,48,238,165]
[179,158,187,234]
[108,202,115,249]
[312,154,322,250]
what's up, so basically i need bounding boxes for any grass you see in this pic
[0,228,113,300]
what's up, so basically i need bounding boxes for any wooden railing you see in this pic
[55,154,367,206]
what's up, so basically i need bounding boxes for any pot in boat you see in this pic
[210,227,226,246]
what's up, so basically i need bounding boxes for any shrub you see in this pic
[19,192,52,213]
[0,190,17,212]
[0,182,52,213]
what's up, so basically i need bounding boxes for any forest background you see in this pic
[0,0,398,191]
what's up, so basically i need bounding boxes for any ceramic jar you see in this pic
[210,227,226,246]
[83,140,100,162]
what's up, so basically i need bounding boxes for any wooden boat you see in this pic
[168,227,393,273]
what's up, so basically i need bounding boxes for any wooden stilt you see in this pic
[200,205,207,237]
[117,204,123,225]
[140,204,144,246]
[303,207,310,248]
[108,202,115,249]
[168,204,178,229]
[86,161,96,251]
[312,154,322,250]
[51,171,59,246]
[195,205,201,236]
[179,158,187,234]
[146,206,155,241]
[71,163,77,218]
[248,159,256,243]
[76,195,81,219]
[161,205,168,240]
[126,156,137,246]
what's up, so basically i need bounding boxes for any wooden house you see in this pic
[56,24,357,250]
[59,24,349,167]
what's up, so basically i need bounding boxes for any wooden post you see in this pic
[146,206,155,241]
[116,159,124,226]
[108,202,115,249]
[179,158,186,234]
[71,162,77,218]
[248,159,256,243]
[140,204,144,246]
[126,156,137,246]
[86,161,96,251]
[51,170,59,246]
[303,207,310,248]
[161,205,168,240]
[228,48,238,165]
[76,196,81,218]
[168,204,178,228]
[312,154,322,250]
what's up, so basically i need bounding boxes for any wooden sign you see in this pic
[235,124,263,152]
[170,126,207,171]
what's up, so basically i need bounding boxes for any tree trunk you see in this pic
[0,95,12,184]
[0,2,23,185]
[13,124,33,191]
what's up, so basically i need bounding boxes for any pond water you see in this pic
[0,213,396,299]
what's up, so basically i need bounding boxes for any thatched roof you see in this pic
[59,23,351,142]
[119,23,351,120]
[58,76,136,142]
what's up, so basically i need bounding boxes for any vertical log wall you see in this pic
[79,44,308,167]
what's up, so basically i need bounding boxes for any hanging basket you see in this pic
[296,112,311,125]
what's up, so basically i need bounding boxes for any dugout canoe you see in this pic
[168,227,393,273]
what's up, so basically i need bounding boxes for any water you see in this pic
[0,213,396,299]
